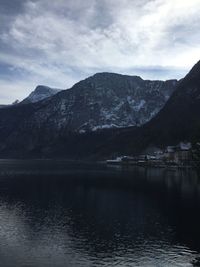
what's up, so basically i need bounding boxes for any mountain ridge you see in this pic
[21,85,63,104]
[92,60,200,158]
[0,70,189,159]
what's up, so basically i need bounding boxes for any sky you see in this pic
[0,0,200,104]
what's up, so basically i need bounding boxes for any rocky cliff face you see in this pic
[25,73,177,133]
[144,60,200,145]
[0,72,178,158]
[21,85,62,104]
[92,60,200,158]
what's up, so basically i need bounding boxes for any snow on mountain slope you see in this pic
[28,73,177,133]
[0,72,178,158]
[21,85,62,104]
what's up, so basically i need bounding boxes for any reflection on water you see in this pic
[0,160,200,266]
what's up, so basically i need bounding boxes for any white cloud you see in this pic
[0,79,34,103]
[0,0,200,103]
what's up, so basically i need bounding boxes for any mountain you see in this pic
[93,60,200,158]
[73,73,177,131]
[143,60,200,145]
[0,72,178,158]
[0,105,7,109]
[21,85,62,104]
[0,100,20,109]
[21,73,177,132]
[0,101,18,109]
[49,60,200,159]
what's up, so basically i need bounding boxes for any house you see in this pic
[164,146,176,162]
[174,142,191,165]
[164,142,192,164]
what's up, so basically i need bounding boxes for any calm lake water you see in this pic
[0,160,200,267]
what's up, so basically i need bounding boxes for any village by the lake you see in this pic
[107,142,200,169]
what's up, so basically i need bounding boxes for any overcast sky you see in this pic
[0,0,200,103]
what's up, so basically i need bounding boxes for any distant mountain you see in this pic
[0,98,25,110]
[0,72,178,158]
[21,85,62,104]
[12,100,20,105]
[0,100,18,109]
[20,73,177,132]
[72,73,177,130]
[0,105,7,109]
[92,60,200,158]
[48,60,200,159]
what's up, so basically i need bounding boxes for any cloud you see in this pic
[0,0,200,103]
[0,79,34,103]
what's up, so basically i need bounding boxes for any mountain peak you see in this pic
[91,72,143,81]
[34,85,52,92]
[21,85,62,104]
[186,60,200,79]
[0,70,179,158]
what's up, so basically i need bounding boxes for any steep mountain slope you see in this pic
[0,72,178,158]
[145,60,200,145]
[21,85,62,104]
[21,60,199,159]
[19,73,177,133]
[94,60,200,157]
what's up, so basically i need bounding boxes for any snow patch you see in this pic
[92,124,118,131]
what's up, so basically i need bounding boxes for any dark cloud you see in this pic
[0,0,200,103]
[0,0,26,14]
[0,0,27,33]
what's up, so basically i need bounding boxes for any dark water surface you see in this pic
[0,160,200,267]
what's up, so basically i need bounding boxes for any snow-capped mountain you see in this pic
[27,73,177,133]
[0,72,178,157]
[21,85,62,104]
[94,60,200,158]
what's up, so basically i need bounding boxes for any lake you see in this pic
[0,160,200,267]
